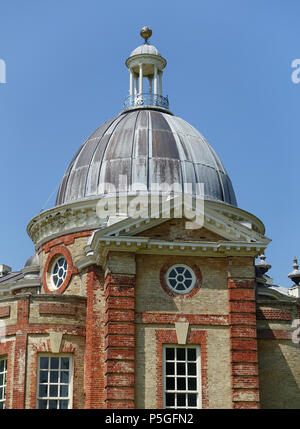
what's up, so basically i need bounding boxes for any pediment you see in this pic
[80,201,271,270]
[100,199,271,246]
[135,218,227,242]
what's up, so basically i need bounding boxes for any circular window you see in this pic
[50,256,68,289]
[165,264,196,294]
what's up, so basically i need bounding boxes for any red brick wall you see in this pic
[39,231,93,254]
[104,273,135,409]
[0,295,86,409]
[228,277,260,409]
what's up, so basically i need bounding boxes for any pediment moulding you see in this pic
[27,197,269,251]
[76,235,268,272]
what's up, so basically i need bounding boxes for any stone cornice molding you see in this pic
[27,197,270,252]
[0,277,41,295]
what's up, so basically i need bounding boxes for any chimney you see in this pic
[0,264,12,277]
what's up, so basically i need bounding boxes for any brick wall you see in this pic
[103,252,136,409]
[84,266,106,408]
[0,294,86,409]
[256,300,300,408]
[228,257,260,409]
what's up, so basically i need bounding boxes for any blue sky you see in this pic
[0,0,299,287]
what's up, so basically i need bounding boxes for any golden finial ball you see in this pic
[140,26,152,40]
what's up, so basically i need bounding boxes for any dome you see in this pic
[24,254,39,268]
[56,108,237,207]
[130,43,161,57]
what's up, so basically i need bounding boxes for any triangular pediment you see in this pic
[135,218,227,242]
[99,199,271,246]
[80,201,271,269]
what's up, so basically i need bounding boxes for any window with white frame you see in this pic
[0,357,7,409]
[50,256,68,289]
[165,265,196,294]
[163,345,201,409]
[37,355,73,409]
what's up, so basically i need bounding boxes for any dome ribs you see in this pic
[56,109,237,208]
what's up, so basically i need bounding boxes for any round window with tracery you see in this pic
[165,264,196,294]
[50,256,68,289]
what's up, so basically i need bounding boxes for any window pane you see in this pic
[0,387,3,400]
[50,358,59,369]
[177,362,186,375]
[185,270,192,279]
[49,400,58,409]
[165,393,175,407]
[188,363,196,375]
[0,402,4,409]
[61,358,70,370]
[60,385,69,398]
[49,385,58,397]
[166,362,174,375]
[0,374,2,385]
[38,400,47,409]
[177,377,186,390]
[59,400,68,409]
[187,348,196,361]
[39,371,48,383]
[50,371,59,383]
[176,348,186,360]
[177,393,186,406]
[188,394,197,407]
[61,371,69,383]
[166,348,174,360]
[0,360,4,372]
[188,377,197,390]
[169,269,176,278]
[39,384,48,397]
[166,377,175,390]
[40,357,49,370]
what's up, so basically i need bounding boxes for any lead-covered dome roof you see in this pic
[56,109,237,207]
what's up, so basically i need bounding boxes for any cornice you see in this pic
[27,197,270,252]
